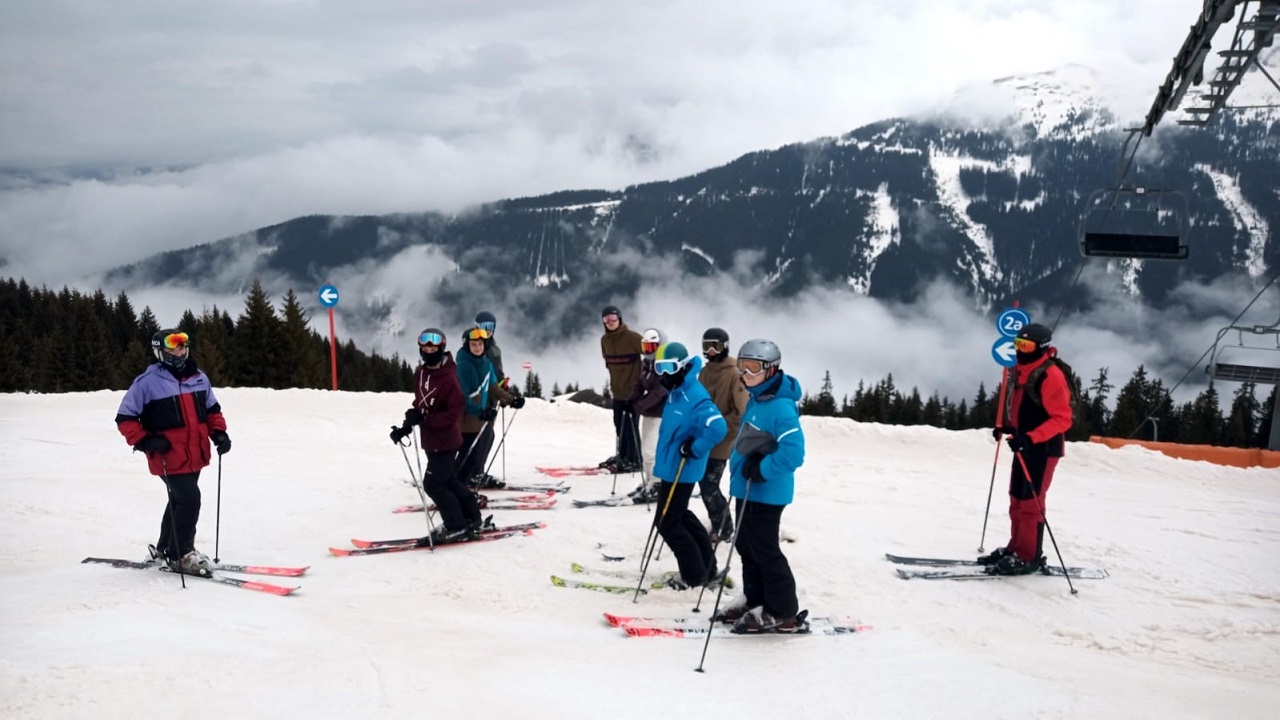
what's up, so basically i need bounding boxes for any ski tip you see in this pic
[603,612,632,627]
[550,575,567,587]
[349,539,374,549]
[329,547,354,557]
[243,581,299,596]
[571,562,586,573]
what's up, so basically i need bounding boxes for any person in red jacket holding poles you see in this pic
[983,323,1073,575]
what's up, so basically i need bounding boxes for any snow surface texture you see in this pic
[2,390,1278,720]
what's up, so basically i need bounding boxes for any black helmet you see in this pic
[702,327,730,360]
[1016,323,1053,349]
[151,329,190,373]
[601,305,622,320]
[475,311,497,334]
[417,327,447,366]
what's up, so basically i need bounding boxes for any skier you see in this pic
[717,338,806,633]
[697,327,748,541]
[115,329,231,575]
[470,310,519,488]
[598,305,643,473]
[650,341,727,589]
[985,323,1073,575]
[455,326,523,490]
[623,327,668,503]
[390,328,485,542]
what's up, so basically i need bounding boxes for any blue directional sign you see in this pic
[991,337,1017,367]
[318,284,340,308]
[996,308,1030,338]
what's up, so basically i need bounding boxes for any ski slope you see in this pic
[2,389,1277,720]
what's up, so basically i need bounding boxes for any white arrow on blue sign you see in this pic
[996,308,1030,338]
[991,337,1017,367]
[318,284,340,308]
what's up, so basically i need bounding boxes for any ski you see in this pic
[394,491,553,513]
[894,566,1109,581]
[885,553,1107,579]
[573,563,736,588]
[620,611,868,637]
[213,562,309,577]
[537,465,607,477]
[349,521,545,549]
[81,558,299,596]
[331,528,535,557]
[492,483,571,495]
[573,496,641,508]
[550,575,649,595]
[394,497,557,513]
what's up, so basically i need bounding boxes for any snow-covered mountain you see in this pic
[103,67,1279,346]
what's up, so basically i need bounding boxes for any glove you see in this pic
[678,438,696,459]
[389,424,411,444]
[742,453,767,484]
[510,395,526,410]
[209,430,232,456]
[992,425,1014,441]
[1006,433,1031,454]
[480,407,498,422]
[404,408,424,426]
[616,400,633,414]
[134,434,171,456]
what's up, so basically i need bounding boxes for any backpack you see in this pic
[1024,355,1083,428]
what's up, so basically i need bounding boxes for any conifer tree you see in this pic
[233,279,283,388]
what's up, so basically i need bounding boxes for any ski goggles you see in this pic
[737,359,766,377]
[642,341,660,354]
[418,330,444,346]
[161,332,189,350]
[702,339,725,356]
[478,321,496,334]
[465,327,491,341]
[654,357,688,375]
[1013,338,1039,352]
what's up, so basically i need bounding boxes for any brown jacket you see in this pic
[699,356,749,460]
[601,321,643,399]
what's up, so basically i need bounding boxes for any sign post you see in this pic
[318,283,341,390]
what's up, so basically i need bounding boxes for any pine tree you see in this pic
[279,289,326,388]
[233,280,283,388]
[1084,367,1113,437]
[551,381,562,396]
[1180,386,1223,445]
[1223,382,1260,448]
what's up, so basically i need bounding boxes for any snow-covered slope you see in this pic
[2,389,1278,719]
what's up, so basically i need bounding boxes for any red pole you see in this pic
[328,307,339,391]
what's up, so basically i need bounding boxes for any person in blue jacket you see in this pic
[650,341,727,589]
[717,338,806,633]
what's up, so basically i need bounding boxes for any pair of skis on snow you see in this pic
[885,553,1109,580]
[81,557,308,596]
[392,490,559,514]
[329,521,547,557]
[549,562,734,595]
[602,611,869,638]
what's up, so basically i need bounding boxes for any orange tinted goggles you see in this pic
[162,332,189,350]
[642,341,659,354]
[1013,338,1038,352]
[738,359,765,376]
[465,327,491,341]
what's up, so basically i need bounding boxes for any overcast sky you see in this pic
[0,0,1218,284]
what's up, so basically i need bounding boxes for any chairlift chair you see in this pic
[1206,318,1280,449]
[1079,185,1190,260]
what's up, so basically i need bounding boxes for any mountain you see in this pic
[103,67,1279,346]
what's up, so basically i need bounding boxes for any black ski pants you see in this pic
[698,458,730,536]
[157,471,201,559]
[733,499,798,618]
[655,481,716,586]
[612,403,641,464]
[423,450,480,532]
[458,424,495,485]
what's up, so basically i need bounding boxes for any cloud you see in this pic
[0,0,1213,284]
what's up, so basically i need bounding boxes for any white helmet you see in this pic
[641,328,662,357]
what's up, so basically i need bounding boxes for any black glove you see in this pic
[134,434,171,456]
[209,430,232,456]
[510,395,526,410]
[678,438,696,458]
[1006,433,1031,454]
[742,453,767,484]
[389,424,411,444]
[616,400,633,414]
[404,408,424,426]
[992,425,1014,441]
[480,407,498,422]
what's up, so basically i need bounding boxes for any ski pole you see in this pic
[1013,450,1076,595]
[214,453,223,564]
[412,432,423,485]
[159,456,187,589]
[455,419,492,482]
[633,456,685,603]
[695,481,753,672]
[481,407,521,480]
[980,365,1014,552]
[397,436,437,541]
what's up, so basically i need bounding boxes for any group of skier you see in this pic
[113,303,1071,634]
[597,305,808,633]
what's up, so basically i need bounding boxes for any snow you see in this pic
[1192,163,1270,279]
[847,183,900,295]
[927,147,1004,298]
[3,389,1279,720]
[992,65,1114,140]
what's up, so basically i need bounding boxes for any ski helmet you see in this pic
[702,327,730,360]
[1015,323,1052,349]
[641,328,662,356]
[463,326,490,355]
[737,338,781,378]
[475,310,497,335]
[151,329,190,373]
[417,327,447,366]
[654,342,691,375]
